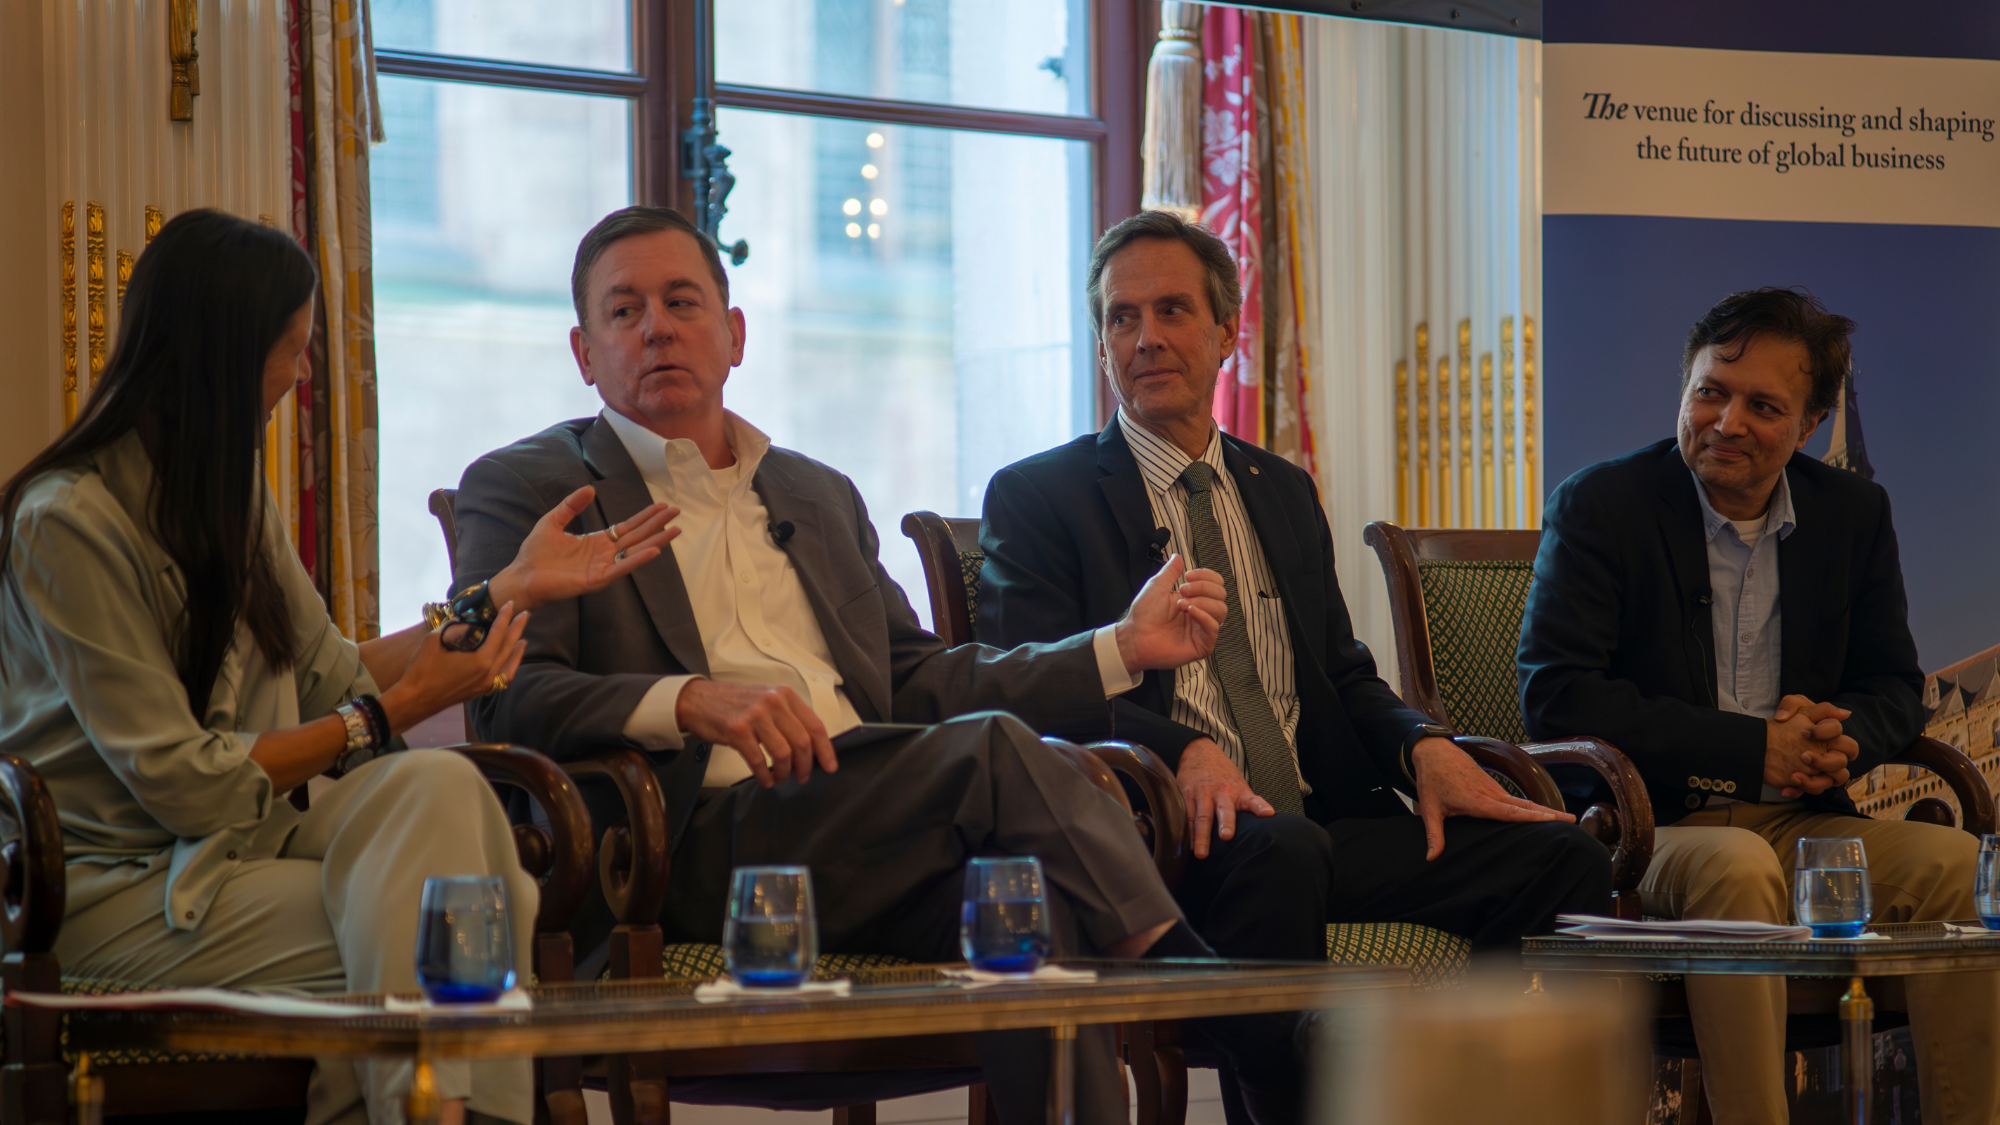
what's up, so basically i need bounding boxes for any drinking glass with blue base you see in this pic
[725,866,818,988]
[416,875,517,1003]
[961,856,1052,973]
[1976,835,2000,931]
[1795,837,1872,939]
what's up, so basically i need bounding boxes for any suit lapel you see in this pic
[1655,445,1716,700]
[1220,438,1305,597]
[753,452,892,722]
[581,418,709,676]
[1096,418,1167,593]
[1775,458,1814,695]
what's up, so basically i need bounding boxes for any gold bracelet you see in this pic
[423,601,452,630]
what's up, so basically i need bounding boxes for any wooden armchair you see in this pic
[902,510,1580,1125]
[0,743,598,1125]
[1362,520,1998,1122]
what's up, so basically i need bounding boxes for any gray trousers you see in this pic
[662,712,1187,1125]
[55,751,540,1125]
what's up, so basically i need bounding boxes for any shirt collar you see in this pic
[601,406,772,495]
[1118,407,1226,496]
[1691,467,1797,545]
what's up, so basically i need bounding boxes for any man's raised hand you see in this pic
[1114,554,1228,672]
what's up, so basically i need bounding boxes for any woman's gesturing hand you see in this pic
[488,486,679,611]
[378,602,531,735]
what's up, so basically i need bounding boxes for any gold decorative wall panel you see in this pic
[1394,313,1539,529]
[86,204,107,401]
[145,206,164,243]
[61,203,77,426]
[1415,323,1431,526]
[1395,360,1410,524]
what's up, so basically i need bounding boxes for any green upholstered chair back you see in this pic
[1363,524,1544,746]
[1415,559,1537,745]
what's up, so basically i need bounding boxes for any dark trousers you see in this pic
[1174,811,1614,1124]
[659,712,1184,1125]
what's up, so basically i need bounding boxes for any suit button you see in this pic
[1723,781,1737,794]
[226,851,237,861]
[1688,775,1701,787]
[1698,778,1711,790]
[1685,794,1703,809]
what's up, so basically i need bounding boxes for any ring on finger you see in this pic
[607,523,622,543]
[487,673,512,695]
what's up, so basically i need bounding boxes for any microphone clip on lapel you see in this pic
[769,520,796,545]
[1146,527,1171,564]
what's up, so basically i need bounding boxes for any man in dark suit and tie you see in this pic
[1517,287,1996,1125]
[452,205,1236,1124]
[979,210,1612,1122]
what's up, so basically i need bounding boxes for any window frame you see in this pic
[373,0,1150,424]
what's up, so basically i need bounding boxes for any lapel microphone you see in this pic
[769,520,795,545]
[1146,527,1171,563]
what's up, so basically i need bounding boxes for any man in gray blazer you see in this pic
[453,206,1233,1123]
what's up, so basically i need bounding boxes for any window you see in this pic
[373,0,1138,627]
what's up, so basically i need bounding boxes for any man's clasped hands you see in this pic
[1768,693,1860,797]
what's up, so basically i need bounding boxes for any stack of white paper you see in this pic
[1554,914,1813,942]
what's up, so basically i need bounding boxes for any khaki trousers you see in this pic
[54,751,539,1125]
[1640,801,1999,1125]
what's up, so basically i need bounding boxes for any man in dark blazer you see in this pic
[452,206,1235,1125]
[980,211,1611,1123]
[1518,287,1994,1125]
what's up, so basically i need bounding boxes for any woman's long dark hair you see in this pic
[0,209,318,712]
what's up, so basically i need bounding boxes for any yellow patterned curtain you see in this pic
[302,0,383,640]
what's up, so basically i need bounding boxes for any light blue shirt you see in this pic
[1694,469,1796,802]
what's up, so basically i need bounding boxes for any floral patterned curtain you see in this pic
[1190,7,1319,474]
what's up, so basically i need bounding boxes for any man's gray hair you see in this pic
[1085,210,1242,333]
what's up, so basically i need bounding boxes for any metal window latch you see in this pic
[682,96,750,266]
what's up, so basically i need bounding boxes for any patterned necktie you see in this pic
[1178,461,1303,814]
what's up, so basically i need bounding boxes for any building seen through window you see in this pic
[372,0,1097,627]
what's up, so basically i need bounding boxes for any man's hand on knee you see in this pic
[1176,738,1273,859]
[1411,738,1574,862]
[675,680,838,788]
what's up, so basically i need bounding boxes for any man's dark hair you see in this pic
[571,205,729,326]
[1681,287,1854,421]
[1086,210,1241,333]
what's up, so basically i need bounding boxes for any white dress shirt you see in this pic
[605,407,1138,787]
[1693,469,1797,804]
[1118,410,1304,788]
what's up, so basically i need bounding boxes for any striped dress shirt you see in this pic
[1118,410,1305,787]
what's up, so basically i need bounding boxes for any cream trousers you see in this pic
[54,750,539,1125]
[1641,801,1998,1125]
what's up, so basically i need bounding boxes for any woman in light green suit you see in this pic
[0,209,678,1125]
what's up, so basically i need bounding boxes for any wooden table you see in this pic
[1522,921,2000,1125]
[59,960,1409,1125]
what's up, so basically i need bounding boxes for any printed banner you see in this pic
[1543,6,2000,686]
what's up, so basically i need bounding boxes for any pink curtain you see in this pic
[1199,9,1264,444]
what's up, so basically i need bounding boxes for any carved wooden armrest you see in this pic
[559,749,671,930]
[443,743,595,940]
[1892,736,1996,835]
[1082,741,1188,891]
[0,752,64,959]
[1521,736,1656,893]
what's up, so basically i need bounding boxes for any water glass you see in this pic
[1794,838,1873,938]
[960,856,1053,974]
[415,875,517,1003]
[724,866,818,988]
[1977,835,2000,930]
